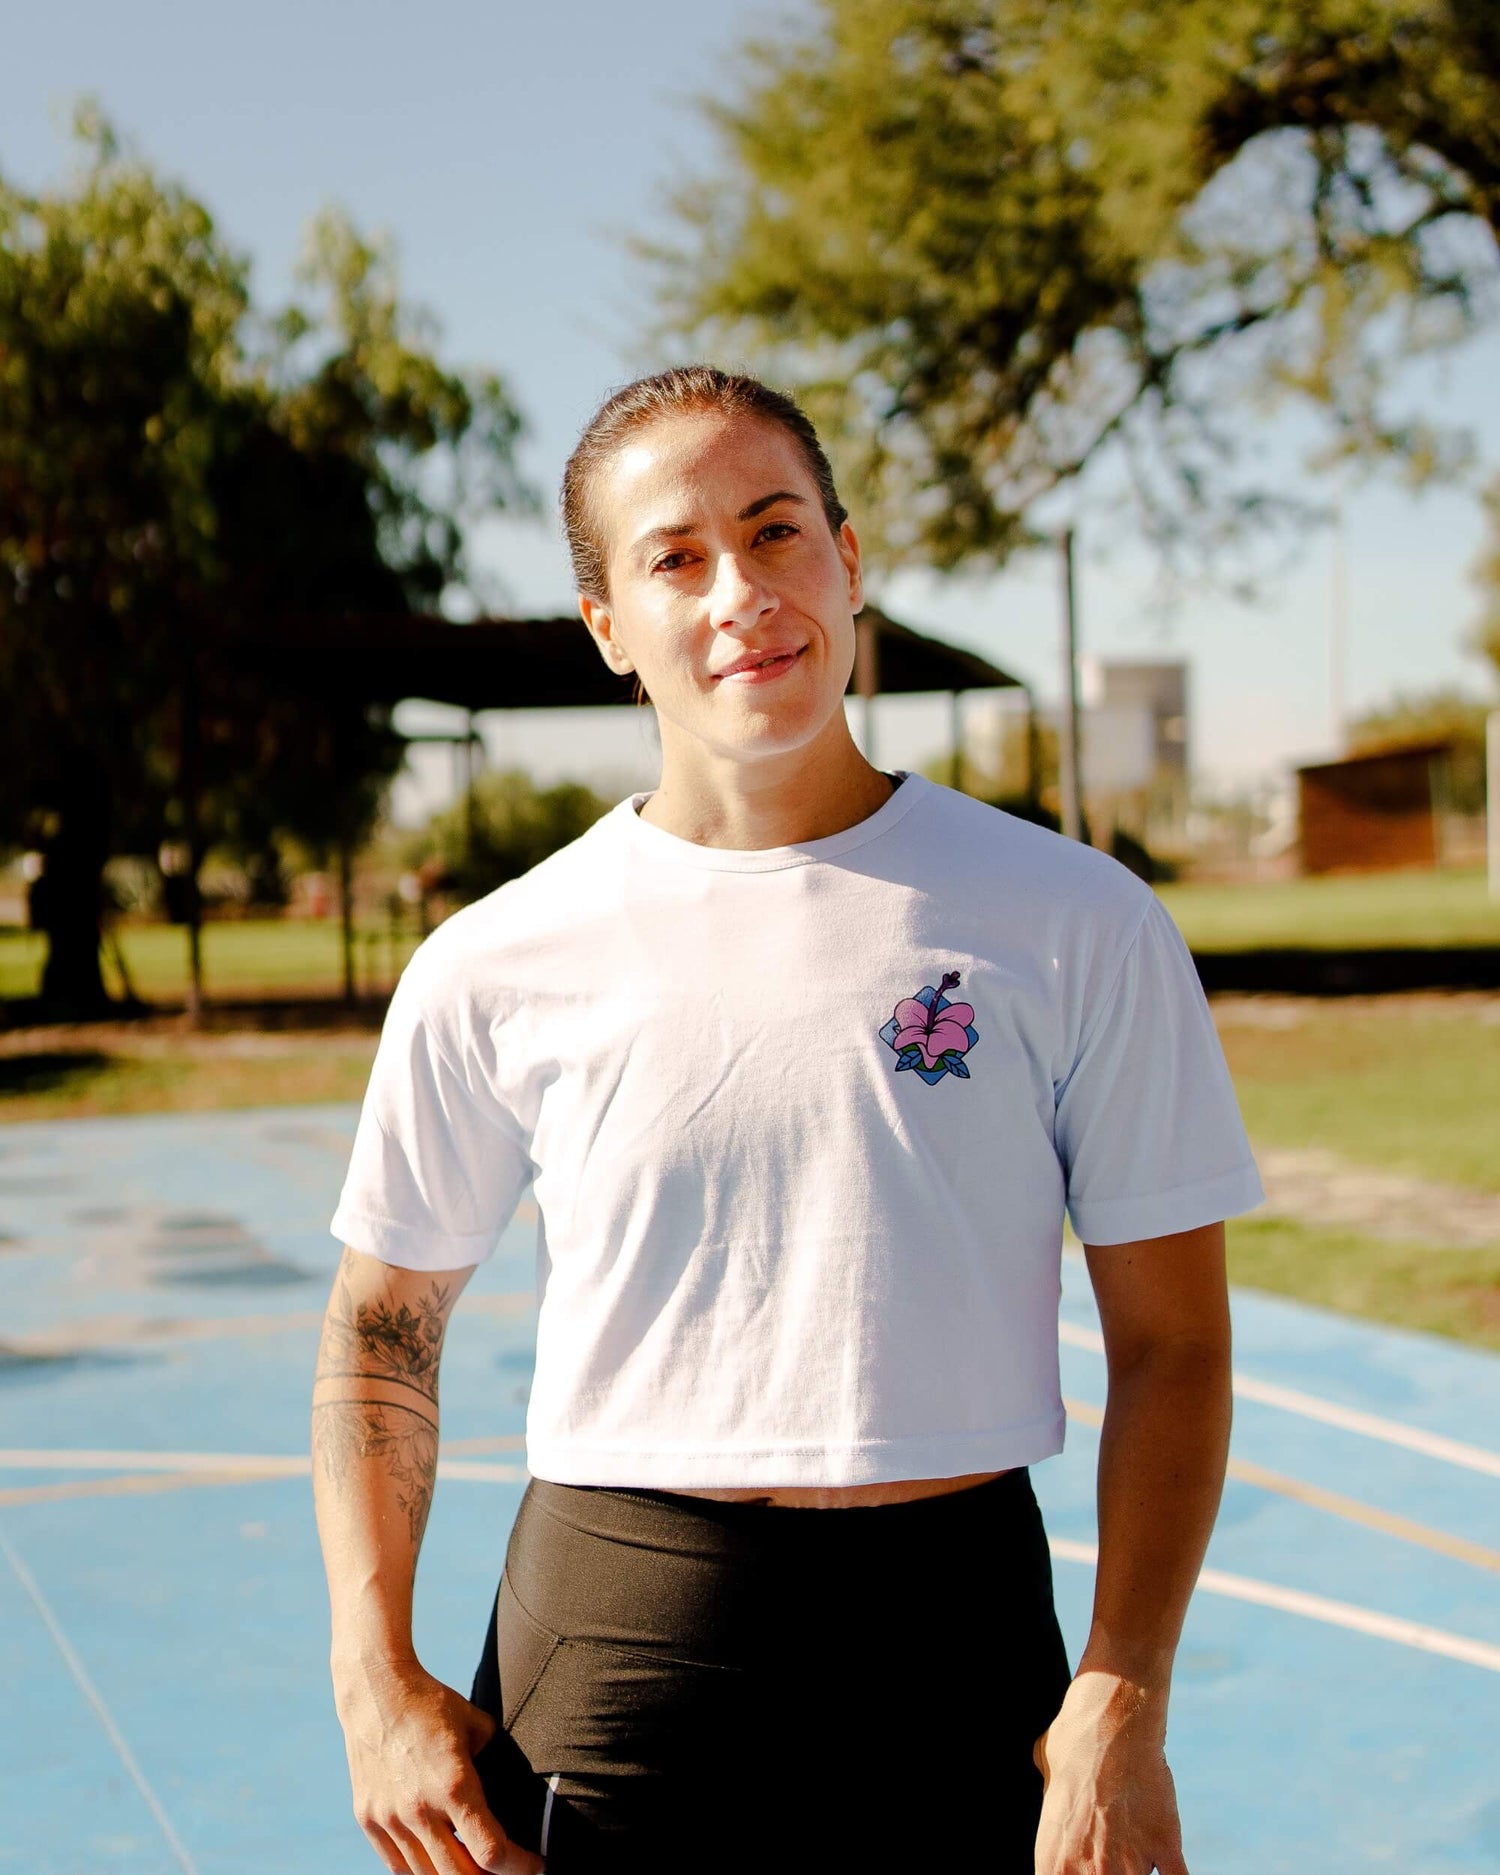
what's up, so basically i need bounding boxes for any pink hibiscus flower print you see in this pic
[878,970,978,1085]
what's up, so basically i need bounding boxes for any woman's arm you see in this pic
[311,1245,542,1875]
[1033,1220,1233,1875]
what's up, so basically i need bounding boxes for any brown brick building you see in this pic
[1296,741,1453,874]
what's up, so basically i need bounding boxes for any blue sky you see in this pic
[9,0,1500,815]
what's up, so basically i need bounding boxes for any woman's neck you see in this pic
[639,725,897,850]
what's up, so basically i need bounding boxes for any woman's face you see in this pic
[577,409,863,765]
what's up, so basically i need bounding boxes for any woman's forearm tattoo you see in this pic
[312,1397,440,1548]
[315,1258,452,1401]
[312,1255,456,1546]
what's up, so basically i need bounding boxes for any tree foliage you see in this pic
[650,0,1500,582]
[401,768,611,904]
[0,111,531,1010]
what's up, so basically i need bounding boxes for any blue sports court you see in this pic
[1,1104,1496,1874]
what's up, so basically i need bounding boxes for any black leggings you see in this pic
[469,1468,1071,1873]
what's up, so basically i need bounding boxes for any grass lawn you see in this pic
[0,920,421,1003]
[1226,1215,1500,1352]
[0,1038,378,1122]
[1160,866,1500,951]
[2,867,1495,1006]
[0,930,41,1000]
[1215,996,1500,1193]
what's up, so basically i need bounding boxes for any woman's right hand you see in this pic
[337,1655,545,1875]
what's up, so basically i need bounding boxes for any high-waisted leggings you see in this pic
[468,1468,1072,1873]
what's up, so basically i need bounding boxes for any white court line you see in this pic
[0,1524,201,1875]
[429,1460,528,1483]
[1058,1320,1500,1479]
[1049,1537,1500,1675]
[0,1449,527,1483]
[5,1448,1494,1674]
[0,1450,311,1475]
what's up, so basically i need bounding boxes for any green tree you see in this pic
[1347,685,1492,812]
[650,0,1500,583]
[402,769,611,904]
[0,112,531,1012]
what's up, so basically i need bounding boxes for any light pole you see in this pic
[1488,710,1500,902]
[1058,526,1084,842]
[1329,492,1349,750]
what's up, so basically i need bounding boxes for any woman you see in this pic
[313,367,1264,1875]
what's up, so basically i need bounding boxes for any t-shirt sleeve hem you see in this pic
[1067,1161,1266,1246]
[328,1203,497,1271]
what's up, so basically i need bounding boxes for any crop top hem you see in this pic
[524,1410,1068,1490]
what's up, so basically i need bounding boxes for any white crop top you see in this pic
[330,771,1264,1488]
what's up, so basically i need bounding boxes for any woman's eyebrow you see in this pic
[635,522,695,550]
[737,490,807,520]
[631,491,809,558]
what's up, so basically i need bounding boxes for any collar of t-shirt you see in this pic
[622,769,921,874]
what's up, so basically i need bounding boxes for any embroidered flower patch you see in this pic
[879,970,978,1085]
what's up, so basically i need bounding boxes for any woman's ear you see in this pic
[577,593,635,676]
[838,520,863,613]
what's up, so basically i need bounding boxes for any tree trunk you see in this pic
[181,660,204,1026]
[35,770,112,1015]
[339,832,356,1007]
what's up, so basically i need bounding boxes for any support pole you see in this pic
[464,710,478,873]
[1330,494,1348,751]
[339,833,355,1006]
[1429,750,1450,870]
[180,659,204,1026]
[949,690,963,793]
[853,613,880,765]
[1488,710,1500,902]
[1058,527,1084,842]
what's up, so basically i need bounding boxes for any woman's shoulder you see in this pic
[905,779,1153,916]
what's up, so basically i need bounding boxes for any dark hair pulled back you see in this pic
[560,365,848,599]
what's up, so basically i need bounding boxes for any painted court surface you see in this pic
[1,1106,1497,1875]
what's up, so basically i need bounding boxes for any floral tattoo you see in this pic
[311,1255,456,1547]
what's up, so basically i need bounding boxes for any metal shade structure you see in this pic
[195,603,1034,1015]
[225,602,1024,711]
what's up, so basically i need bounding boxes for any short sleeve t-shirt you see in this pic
[330,771,1263,1488]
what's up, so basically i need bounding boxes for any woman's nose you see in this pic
[708,553,777,629]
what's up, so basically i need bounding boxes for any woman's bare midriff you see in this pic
[656,1468,1009,1509]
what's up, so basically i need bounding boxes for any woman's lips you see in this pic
[716,645,807,685]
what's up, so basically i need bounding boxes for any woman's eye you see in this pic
[757,522,799,544]
[653,551,693,573]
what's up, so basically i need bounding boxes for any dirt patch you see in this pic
[0,995,387,1046]
[1254,1143,1500,1249]
[0,1015,380,1062]
[1213,990,1500,1027]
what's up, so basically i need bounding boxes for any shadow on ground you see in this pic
[2,995,387,1034]
[0,1051,113,1098]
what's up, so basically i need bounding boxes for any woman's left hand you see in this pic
[1031,1671,1188,1875]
